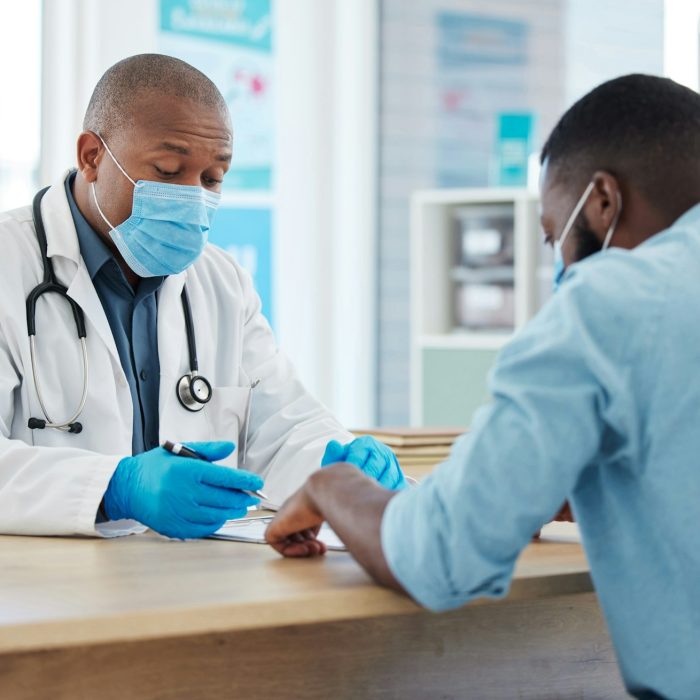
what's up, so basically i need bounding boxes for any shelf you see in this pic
[417,333,513,350]
[411,186,540,425]
[450,265,515,284]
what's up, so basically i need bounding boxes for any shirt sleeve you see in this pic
[381,262,647,611]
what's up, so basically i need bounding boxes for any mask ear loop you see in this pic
[601,191,623,250]
[95,133,141,187]
[91,133,144,231]
[559,181,595,250]
[91,182,116,231]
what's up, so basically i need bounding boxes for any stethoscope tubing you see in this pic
[29,334,89,431]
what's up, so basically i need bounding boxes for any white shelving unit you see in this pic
[410,188,547,426]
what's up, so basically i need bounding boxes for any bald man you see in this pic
[0,53,404,539]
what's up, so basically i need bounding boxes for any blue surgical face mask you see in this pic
[91,136,221,277]
[552,243,566,290]
[552,180,621,292]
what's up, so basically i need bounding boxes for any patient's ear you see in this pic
[586,171,622,241]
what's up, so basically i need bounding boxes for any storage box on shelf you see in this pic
[411,188,549,426]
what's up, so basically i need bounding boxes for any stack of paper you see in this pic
[352,427,466,475]
[211,516,347,551]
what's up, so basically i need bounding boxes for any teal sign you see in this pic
[159,0,275,192]
[160,0,272,52]
[226,166,270,191]
[495,113,534,187]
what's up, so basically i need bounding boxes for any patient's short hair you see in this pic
[541,74,700,219]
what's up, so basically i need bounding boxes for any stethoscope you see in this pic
[27,186,213,434]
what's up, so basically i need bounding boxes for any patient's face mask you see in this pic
[91,135,221,278]
[552,181,622,292]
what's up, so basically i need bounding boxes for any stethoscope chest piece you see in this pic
[176,286,213,412]
[177,373,212,412]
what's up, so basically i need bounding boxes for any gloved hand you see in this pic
[103,441,264,539]
[322,436,407,490]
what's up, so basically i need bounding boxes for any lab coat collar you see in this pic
[42,170,83,265]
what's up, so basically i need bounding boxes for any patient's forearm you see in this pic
[307,464,404,592]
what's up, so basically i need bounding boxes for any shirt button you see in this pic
[140,369,148,381]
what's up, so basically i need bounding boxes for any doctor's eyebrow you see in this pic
[157,141,232,163]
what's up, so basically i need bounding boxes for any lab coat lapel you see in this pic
[157,271,187,398]
[42,173,122,368]
[64,262,122,366]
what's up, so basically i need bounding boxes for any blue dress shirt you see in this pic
[382,204,700,699]
[65,173,163,455]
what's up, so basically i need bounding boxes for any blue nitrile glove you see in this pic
[103,441,264,540]
[322,436,407,490]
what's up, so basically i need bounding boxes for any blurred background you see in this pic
[1,0,698,429]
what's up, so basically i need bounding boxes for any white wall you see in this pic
[40,0,378,427]
[274,0,378,427]
[564,0,664,105]
[41,0,158,184]
[0,0,41,210]
[664,0,700,89]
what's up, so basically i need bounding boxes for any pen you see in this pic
[162,440,269,501]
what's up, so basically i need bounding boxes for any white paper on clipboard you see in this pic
[210,516,347,551]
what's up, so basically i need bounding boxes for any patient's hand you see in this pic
[265,483,327,558]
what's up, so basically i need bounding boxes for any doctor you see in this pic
[266,74,700,699]
[0,53,403,539]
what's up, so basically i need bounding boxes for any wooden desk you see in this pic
[0,527,626,699]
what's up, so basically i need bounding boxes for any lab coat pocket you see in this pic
[204,386,251,468]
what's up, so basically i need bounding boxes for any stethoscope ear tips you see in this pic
[28,417,82,432]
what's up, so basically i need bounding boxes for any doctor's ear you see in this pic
[76,131,103,183]
[586,171,622,238]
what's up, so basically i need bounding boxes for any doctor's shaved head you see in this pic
[83,53,230,138]
[541,74,700,222]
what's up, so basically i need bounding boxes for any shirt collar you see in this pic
[64,171,114,280]
[670,201,700,232]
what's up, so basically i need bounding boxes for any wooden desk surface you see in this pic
[0,525,590,656]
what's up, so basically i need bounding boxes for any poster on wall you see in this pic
[435,13,531,187]
[159,0,274,191]
[209,207,273,325]
[159,0,275,325]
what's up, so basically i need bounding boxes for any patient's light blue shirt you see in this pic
[382,204,700,699]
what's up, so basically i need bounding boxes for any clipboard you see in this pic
[210,515,347,551]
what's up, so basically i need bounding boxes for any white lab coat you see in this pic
[0,172,352,537]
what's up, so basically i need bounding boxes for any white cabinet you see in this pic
[410,188,549,426]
